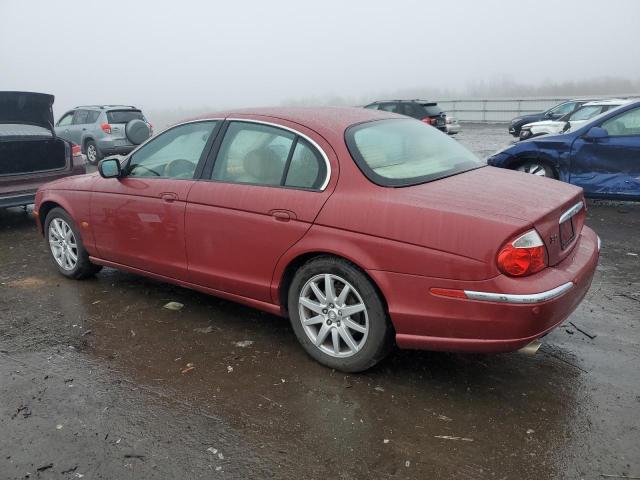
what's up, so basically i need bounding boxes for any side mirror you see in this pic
[583,126,608,141]
[98,157,121,178]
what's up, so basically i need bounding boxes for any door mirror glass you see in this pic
[99,157,121,178]
[584,126,608,140]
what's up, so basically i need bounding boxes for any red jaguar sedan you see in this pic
[34,107,600,372]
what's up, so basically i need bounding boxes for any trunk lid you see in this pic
[0,92,55,133]
[402,166,585,266]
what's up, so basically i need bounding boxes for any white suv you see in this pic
[519,99,631,140]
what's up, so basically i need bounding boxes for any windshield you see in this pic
[106,110,145,124]
[345,119,482,187]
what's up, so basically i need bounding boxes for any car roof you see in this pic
[74,105,140,110]
[189,106,403,134]
[582,99,632,106]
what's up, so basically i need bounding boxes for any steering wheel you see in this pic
[164,159,196,178]
[131,164,162,176]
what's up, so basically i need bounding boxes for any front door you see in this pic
[90,120,220,279]
[570,106,640,198]
[185,119,336,303]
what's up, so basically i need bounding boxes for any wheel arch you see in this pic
[37,200,64,234]
[82,136,96,153]
[275,251,390,319]
[509,153,560,179]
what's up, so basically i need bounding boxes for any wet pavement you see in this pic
[1,126,639,479]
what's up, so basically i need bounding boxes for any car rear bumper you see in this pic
[96,138,136,156]
[368,226,600,353]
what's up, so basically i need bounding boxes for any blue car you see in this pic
[488,100,640,200]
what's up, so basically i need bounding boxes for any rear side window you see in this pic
[284,139,327,189]
[364,104,379,110]
[346,118,481,187]
[107,110,145,124]
[421,104,442,116]
[86,110,100,123]
[211,121,327,190]
[72,110,89,124]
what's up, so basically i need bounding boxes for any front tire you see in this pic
[288,256,393,372]
[515,161,556,178]
[85,140,101,165]
[45,207,102,279]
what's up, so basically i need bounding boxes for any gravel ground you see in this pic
[1,125,639,479]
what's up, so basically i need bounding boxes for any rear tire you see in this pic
[45,207,102,279]
[85,140,101,165]
[288,256,393,372]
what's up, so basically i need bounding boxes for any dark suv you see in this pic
[364,100,447,132]
[55,105,152,164]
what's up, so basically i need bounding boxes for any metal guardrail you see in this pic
[436,95,640,123]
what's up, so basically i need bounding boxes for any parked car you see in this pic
[509,99,595,137]
[445,115,461,135]
[34,107,599,372]
[55,105,152,165]
[0,91,86,209]
[364,100,447,132]
[488,100,640,199]
[519,99,629,140]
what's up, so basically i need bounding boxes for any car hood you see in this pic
[523,119,563,129]
[0,92,55,133]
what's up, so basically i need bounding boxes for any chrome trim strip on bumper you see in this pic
[464,282,574,304]
[597,235,601,251]
[559,201,584,224]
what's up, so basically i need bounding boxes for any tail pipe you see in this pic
[518,339,542,355]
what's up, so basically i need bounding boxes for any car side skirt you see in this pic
[89,257,285,317]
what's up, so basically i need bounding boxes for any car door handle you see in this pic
[160,192,178,203]
[270,210,294,222]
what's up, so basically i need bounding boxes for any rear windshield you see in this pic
[421,104,442,116]
[106,110,145,124]
[345,119,482,187]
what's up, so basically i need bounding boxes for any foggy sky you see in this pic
[2,0,640,120]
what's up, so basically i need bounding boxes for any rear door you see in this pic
[185,118,336,303]
[90,120,220,278]
[570,106,640,198]
[70,109,90,145]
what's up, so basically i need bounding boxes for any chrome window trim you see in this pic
[464,282,574,304]
[559,201,584,224]
[226,117,331,191]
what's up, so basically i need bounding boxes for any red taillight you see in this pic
[421,117,436,125]
[101,123,112,134]
[497,230,547,277]
[71,144,82,156]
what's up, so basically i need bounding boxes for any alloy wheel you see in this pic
[517,162,551,177]
[298,274,369,358]
[48,218,78,271]
[87,144,97,163]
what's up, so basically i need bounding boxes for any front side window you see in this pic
[364,104,379,110]
[601,107,640,136]
[346,118,482,187]
[125,121,217,178]
[211,122,327,189]
[378,103,398,113]
[57,113,73,127]
[548,102,575,116]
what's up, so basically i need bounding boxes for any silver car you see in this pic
[55,105,152,164]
